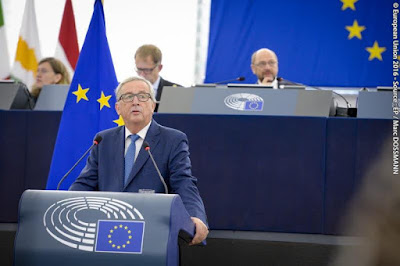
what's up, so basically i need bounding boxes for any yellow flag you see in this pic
[11,0,42,89]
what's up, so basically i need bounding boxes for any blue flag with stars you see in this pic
[205,0,391,87]
[46,0,122,190]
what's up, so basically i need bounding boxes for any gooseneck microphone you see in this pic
[302,81,351,108]
[143,141,168,194]
[57,135,103,190]
[214,76,245,84]
[309,84,355,116]
[277,77,355,116]
[277,76,283,86]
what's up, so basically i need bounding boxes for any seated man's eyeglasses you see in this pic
[119,93,152,103]
[135,65,158,74]
[254,61,277,68]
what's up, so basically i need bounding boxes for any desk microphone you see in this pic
[306,84,350,107]
[306,84,357,116]
[277,77,356,116]
[56,135,103,190]
[277,77,283,87]
[214,76,245,84]
[143,141,168,194]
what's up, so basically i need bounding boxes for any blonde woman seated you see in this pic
[31,57,71,102]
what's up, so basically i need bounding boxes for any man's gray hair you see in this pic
[251,48,278,64]
[115,76,156,102]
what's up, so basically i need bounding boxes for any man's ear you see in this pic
[250,64,256,74]
[115,102,121,115]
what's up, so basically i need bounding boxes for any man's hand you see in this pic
[190,217,209,245]
[261,76,274,86]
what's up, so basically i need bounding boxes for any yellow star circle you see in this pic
[72,84,89,103]
[366,41,386,61]
[97,91,112,110]
[340,0,358,11]
[113,115,125,126]
[345,20,366,40]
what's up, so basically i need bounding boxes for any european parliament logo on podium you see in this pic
[43,196,145,254]
[224,93,264,111]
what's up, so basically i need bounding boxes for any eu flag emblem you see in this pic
[244,101,263,111]
[95,220,145,253]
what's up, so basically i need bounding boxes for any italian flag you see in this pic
[11,0,42,89]
[0,0,10,79]
[55,0,79,77]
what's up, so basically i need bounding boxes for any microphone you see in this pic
[214,76,245,84]
[277,76,283,85]
[277,78,355,116]
[277,77,350,107]
[302,83,356,117]
[306,84,351,108]
[143,141,168,194]
[56,135,103,190]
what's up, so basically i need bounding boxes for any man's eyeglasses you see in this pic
[135,65,158,74]
[254,61,277,68]
[119,93,152,103]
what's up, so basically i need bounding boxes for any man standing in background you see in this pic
[134,44,180,111]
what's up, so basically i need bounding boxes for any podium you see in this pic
[14,190,196,266]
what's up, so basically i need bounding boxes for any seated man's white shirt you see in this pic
[257,78,278,89]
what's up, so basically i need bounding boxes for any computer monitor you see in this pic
[34,84,70,111]
[0,80,34,110]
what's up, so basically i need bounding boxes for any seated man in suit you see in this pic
[70,76,208,245]
[134,44,180,111]
[250,48,298,88]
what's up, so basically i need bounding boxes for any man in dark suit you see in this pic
[134,44,180,111]
[251,48,298,88]
[70,76,208,245]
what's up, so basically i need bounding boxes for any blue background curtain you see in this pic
[205,0,391,87]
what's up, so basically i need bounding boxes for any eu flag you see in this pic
[95,220,145,253]
[46,0,120,190]
[205,0,391,87]
[244,101,263,111]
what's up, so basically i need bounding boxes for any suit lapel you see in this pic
[156,77,165,101]
[110,126,125,191]
[124,120,161,189]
